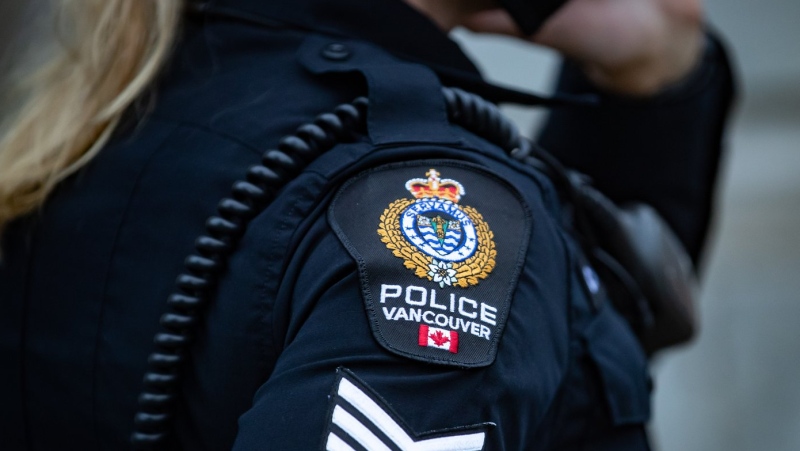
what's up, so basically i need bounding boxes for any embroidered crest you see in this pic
[329,160,531,367]
[377,169,496,289]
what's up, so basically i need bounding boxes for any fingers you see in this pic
[534,0,667,67]
[460,0,705,95]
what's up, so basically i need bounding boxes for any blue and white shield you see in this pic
[400,199,478,262]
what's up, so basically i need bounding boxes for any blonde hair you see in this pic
[0,0,183,236]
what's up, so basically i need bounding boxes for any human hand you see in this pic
[463,0,704,96]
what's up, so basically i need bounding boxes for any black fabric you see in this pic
[297,36,460,146]
[0,0,733,448]
[499,0,570,35]
[538,33,737,263]
[202,0,480,75]
[330,161,531,367]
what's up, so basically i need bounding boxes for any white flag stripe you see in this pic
[338,377,486,451]
[332,405,394,451]
[326,432,357,451]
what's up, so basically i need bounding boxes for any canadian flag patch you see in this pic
[418,325,458,353]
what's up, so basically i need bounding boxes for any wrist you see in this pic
[567,30,730,106]
[540,0,705,96]
[581,34,702,96]
[584,25,703,96]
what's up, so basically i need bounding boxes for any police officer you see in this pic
[0,0,734,449]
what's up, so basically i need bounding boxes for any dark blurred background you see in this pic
[2,1,799,450]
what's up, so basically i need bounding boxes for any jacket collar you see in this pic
[202,0,481,75]
[197,0,581,106]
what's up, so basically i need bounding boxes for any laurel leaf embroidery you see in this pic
[377,199,496,287]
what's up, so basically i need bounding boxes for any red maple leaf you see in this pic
[429,330,450,347]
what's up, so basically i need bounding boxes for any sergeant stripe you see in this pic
[326,433,356,451]
[325,370,486,451]
[332,405,392,451]
[337,398,403,451]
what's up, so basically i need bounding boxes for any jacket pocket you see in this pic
[583,305,651,426]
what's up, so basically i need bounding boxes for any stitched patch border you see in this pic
[328,160,532,367]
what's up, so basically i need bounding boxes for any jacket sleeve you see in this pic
[227,156,652,451]
[228,212,499,451]
[536,29,737,263]
[227,218,651,451]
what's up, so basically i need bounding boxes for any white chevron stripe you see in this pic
[338,378,413,449]
[416,434,487,451]
[334,377,486,451]
[332,405,393,451]
[326,432,357,451]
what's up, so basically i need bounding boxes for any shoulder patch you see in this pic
[329,161,532,367]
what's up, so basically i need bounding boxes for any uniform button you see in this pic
[582,265,600,295]
[581,264,604,309]
[322,43,351,61]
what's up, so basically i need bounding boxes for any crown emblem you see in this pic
[404,169,465,203]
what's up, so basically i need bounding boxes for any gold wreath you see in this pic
[377,199,496,288]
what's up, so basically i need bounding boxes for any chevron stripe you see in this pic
[325,370,487,451]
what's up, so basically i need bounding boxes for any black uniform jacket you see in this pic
[0,0,735,449]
